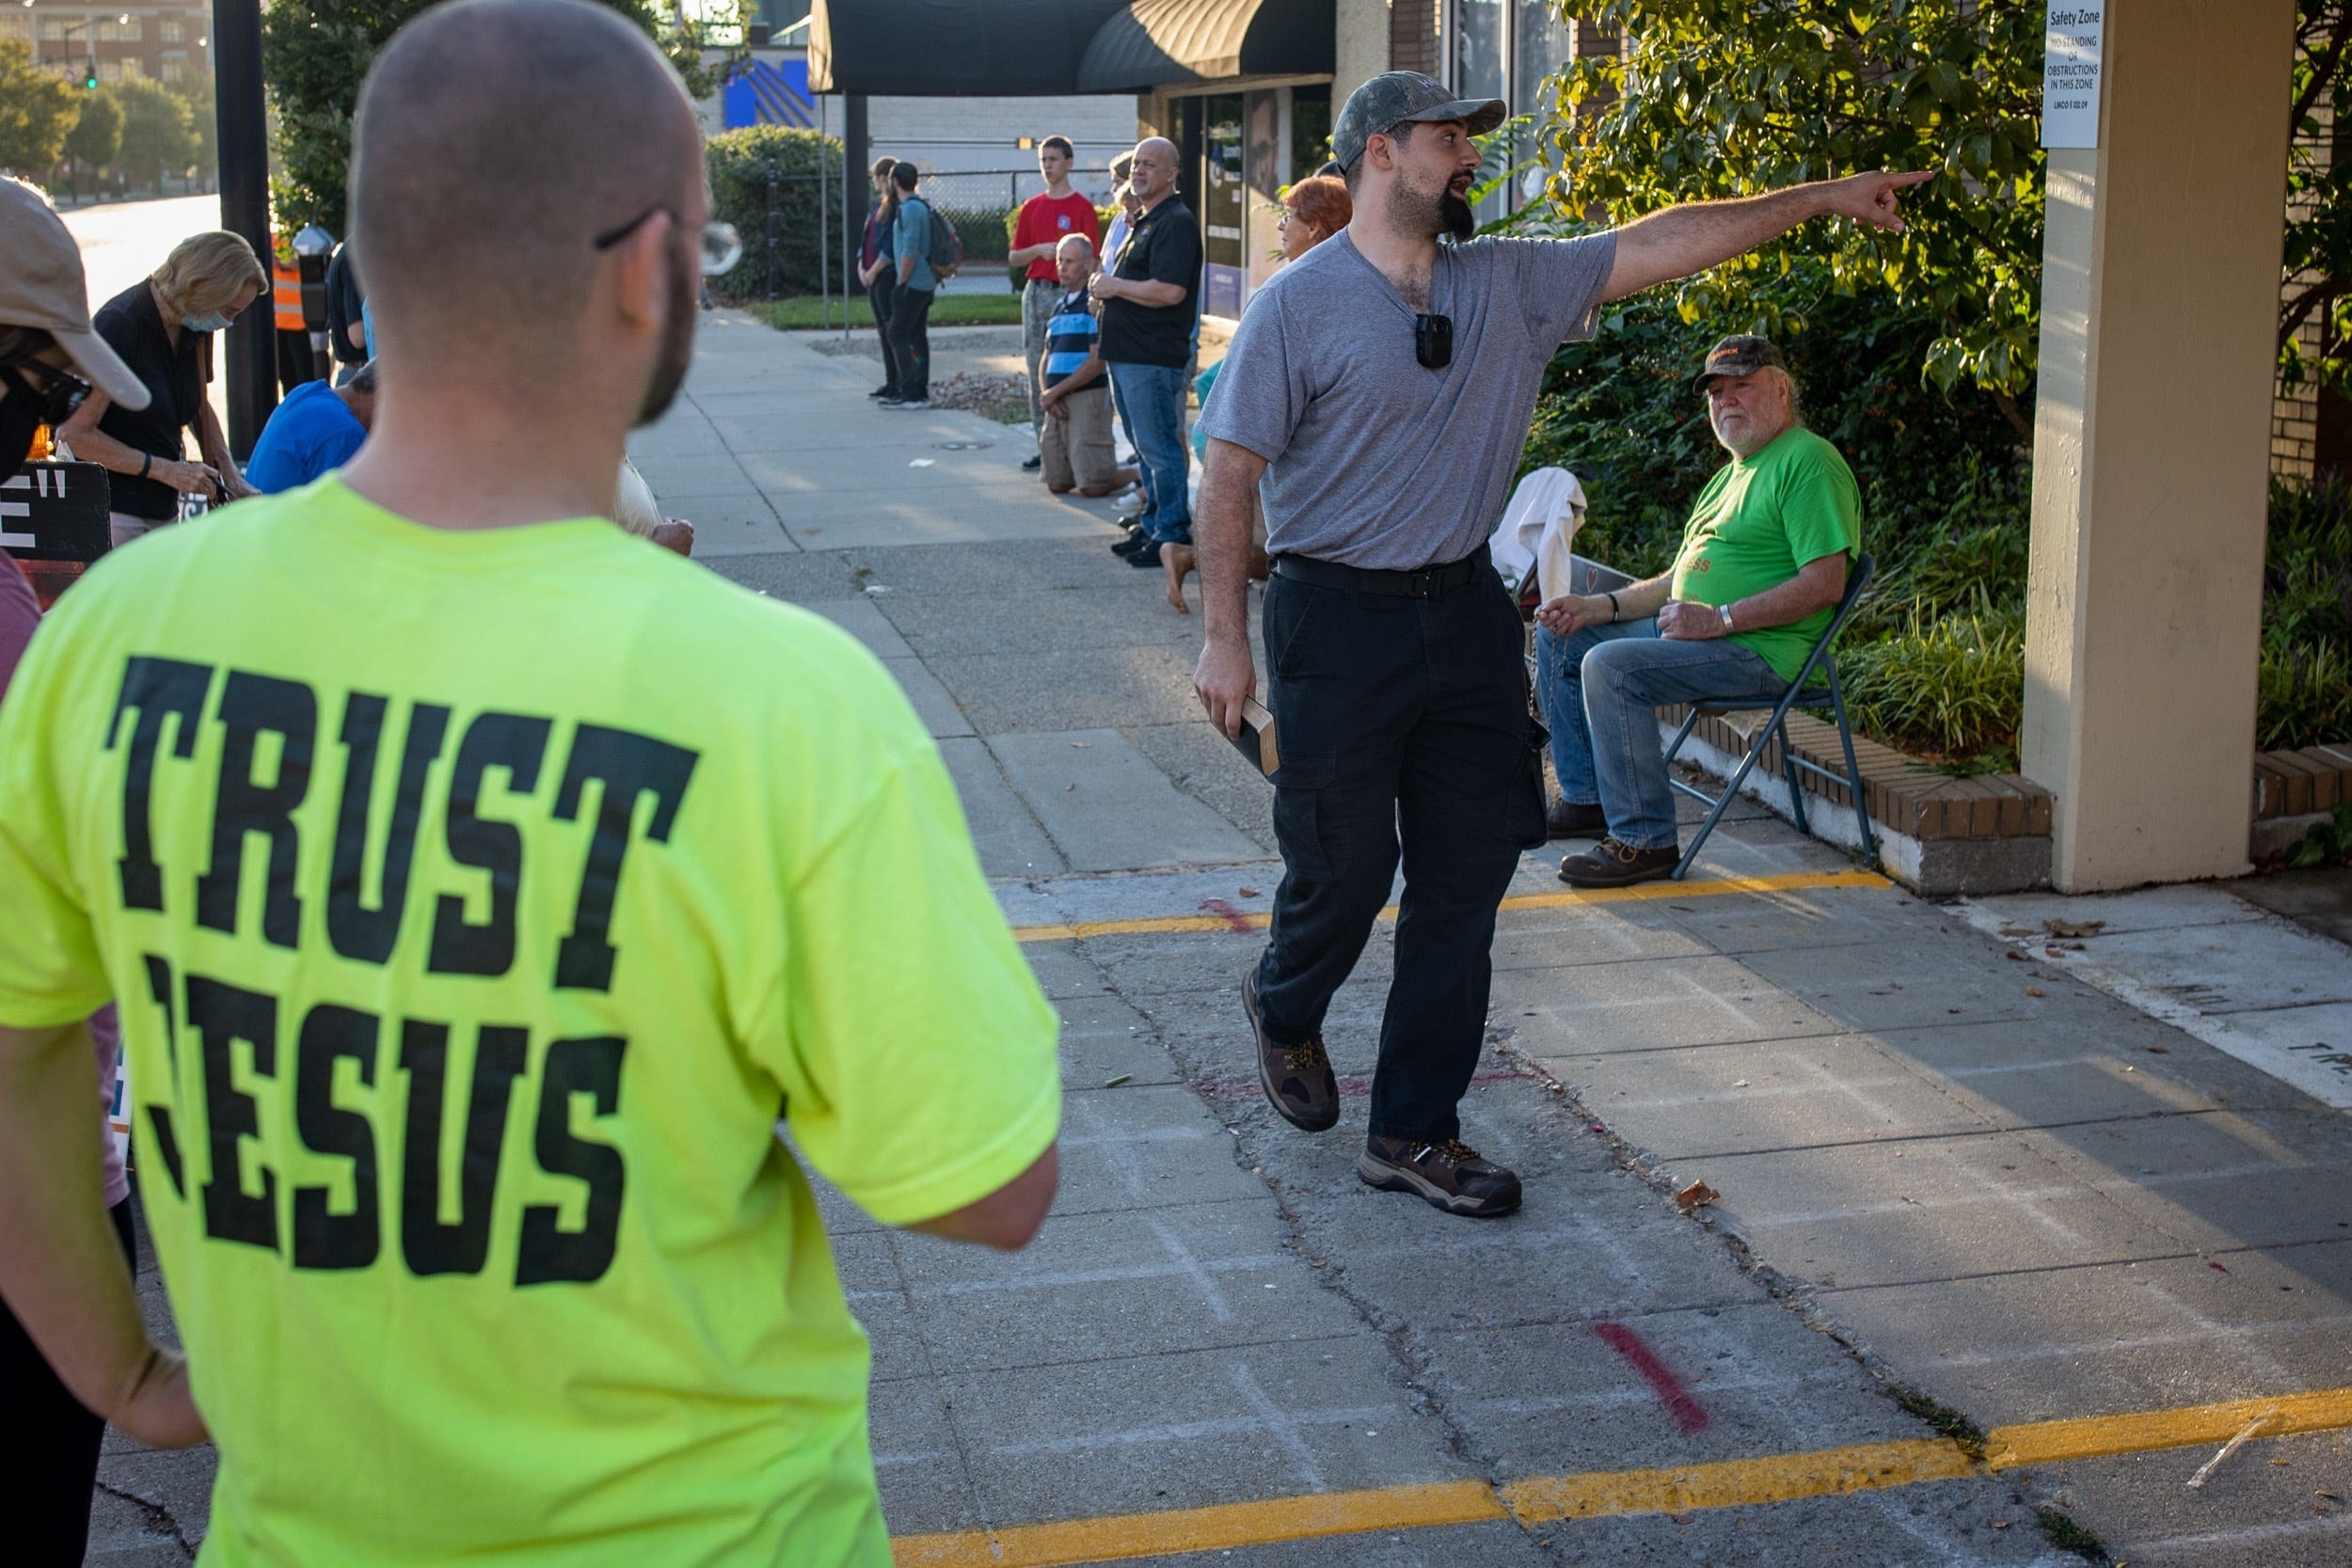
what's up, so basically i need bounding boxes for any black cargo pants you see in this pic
[1251,548,1548,1143]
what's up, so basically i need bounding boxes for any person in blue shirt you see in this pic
[884,163,937,408]
[244,360,375,492]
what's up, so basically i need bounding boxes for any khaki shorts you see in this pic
[1041,383,1119,492]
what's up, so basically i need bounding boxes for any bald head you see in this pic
[1129,136,1180,206]
[352,0,699,369]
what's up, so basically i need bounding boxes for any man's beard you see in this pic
[1438,187,1476,243]
[1392,172,1477,244]
[1711,410,1772,458]
[634,238,698,428]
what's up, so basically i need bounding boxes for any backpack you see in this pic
[910,196,962,280]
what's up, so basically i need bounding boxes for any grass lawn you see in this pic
[744,293,1023,330]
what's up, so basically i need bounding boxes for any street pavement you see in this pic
[84,314,2352,1566]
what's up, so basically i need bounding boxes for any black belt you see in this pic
[1270,544,1490,599]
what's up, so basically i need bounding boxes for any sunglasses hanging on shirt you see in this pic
[1414,313,1454,371]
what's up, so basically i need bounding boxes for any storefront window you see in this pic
[1291,86,1332,182]
[1513,0,1572,198]
[1201,94,1248,319]
[1453,0,1504,104]
[1514,0,1570,135]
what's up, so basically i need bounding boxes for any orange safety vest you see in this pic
[273,258,305,331]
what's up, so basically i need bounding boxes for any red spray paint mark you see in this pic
[1594,1322,1709,1434]
[1198,898,1256,933]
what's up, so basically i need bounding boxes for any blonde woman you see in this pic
[56,230,269,546]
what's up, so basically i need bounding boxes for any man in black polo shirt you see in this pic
[1091,135,1200,571]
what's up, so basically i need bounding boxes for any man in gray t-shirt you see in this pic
[1199,223,1613,570]
[1193,71,1928,1220]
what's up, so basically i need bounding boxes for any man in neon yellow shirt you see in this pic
[1534,336,1861,887]
[0,5,1059,1564]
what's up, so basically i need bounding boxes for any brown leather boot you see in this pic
[1244,970,1339,1132]
[1358,1135,1522,1218]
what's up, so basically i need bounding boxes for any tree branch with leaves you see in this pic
[1543,0,2045,436]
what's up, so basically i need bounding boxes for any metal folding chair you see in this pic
[1662,554,1880,879]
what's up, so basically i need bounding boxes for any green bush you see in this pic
[1837,609,2026,770]
[706,126,843,301]
[2259,637,2352,752]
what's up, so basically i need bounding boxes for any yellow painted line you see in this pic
[890,1384,2352,1567]
[1498,1438,1974,1524]
[1985,1386,2352,1469]
[1009,868,1891,944]
[891,1480,1503,1568]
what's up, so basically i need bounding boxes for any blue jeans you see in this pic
[1535,619,1786,851]
[1108,361,1190,543]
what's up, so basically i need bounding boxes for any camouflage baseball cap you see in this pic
[1331,71,1507,174]
[1694,334,1788,391]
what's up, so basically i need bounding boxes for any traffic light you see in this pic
[83,60,98,90]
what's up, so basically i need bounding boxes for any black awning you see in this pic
[808,0,1334,97]
[1077,0,1334,91]
[808,0,1131,95]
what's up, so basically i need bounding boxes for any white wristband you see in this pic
[1719,604,1736,633]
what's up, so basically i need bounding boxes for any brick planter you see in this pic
[1661,706,2352,894]
[2253,741,2352,860]
[1658,706,2052,895]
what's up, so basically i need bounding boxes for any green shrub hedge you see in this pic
[706,126,843,300]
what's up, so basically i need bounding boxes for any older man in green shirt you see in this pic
[1534,335,1861,887]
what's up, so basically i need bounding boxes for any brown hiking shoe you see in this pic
[1244,970,1339,1132]
[1558,835,1678,888]
[1358,1135,1522,1218]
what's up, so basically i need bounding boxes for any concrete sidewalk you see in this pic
[88,317,2352,1567]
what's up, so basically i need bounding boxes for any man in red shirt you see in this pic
[1008,135,1100,469]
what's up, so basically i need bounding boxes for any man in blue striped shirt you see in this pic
[1037,235,1136,499]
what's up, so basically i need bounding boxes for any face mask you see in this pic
[182,312,230,334]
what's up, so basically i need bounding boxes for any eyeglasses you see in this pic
[4,360,90,425]
[1414,312,1453,371]
[594,207,743,277]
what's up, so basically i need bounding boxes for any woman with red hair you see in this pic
[1166,175,1355,610]
[1277,174,1353,261]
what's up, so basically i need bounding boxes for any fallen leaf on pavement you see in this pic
[1238,887,1259,897]
[2209,1259,2230,1273]
[1999,925,2035,937]
[1674,1180,1719,1212]
[2044,918,2106,938]
[1103,1074,1131,1088]
[2026,987,2044,997]
[2005,949,2026,961]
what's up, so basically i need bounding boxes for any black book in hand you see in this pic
[1228,698,1279,779]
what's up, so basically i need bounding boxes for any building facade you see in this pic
[8,0,212,87]
[1131,0,1617,325]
